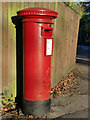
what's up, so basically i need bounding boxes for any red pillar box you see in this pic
[17,7,58,116]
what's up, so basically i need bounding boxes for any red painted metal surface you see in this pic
[17,8,58,101]
[17,7,58,18]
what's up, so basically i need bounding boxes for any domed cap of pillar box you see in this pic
[17,7,58,18]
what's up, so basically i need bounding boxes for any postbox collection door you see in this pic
[23,22,53,101]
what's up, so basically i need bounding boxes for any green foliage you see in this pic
[64,2,87,19]
[78,15,90,45]
[77,2,90,45]
[82,2,90,13]
[0,89,15,105]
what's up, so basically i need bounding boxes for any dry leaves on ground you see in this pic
[51,69,80,97]
[1,67,81,118]
[3,103,16,112]
[28,115,33,118]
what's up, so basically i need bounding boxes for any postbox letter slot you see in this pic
[41,27,53,36]
[44,28,52,31]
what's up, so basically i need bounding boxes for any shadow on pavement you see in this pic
[76,45,90,66]
[76,58,90,66]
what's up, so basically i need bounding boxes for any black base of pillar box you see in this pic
[21,98,51,117]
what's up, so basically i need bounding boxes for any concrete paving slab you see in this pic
[61,109,88,118]
[46,95,88,118]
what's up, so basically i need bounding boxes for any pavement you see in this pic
[1,45,90,119]
[44,45,89,119]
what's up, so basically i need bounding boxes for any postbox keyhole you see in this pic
[49,24,51,27]
[41,27,53,36]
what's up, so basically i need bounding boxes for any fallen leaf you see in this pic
[62,105,65,107]
[50,90,53,94]
[29,115,33,118]
[76,88,80,90]
[1,111,5,115]
[64,82,67,86]
[3,106,11,112]
[8,103,12,107]
[61,81,64,86]
[59,91,62,94]
[11,104,16,109]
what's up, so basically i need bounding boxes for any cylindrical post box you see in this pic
[17,7,58,116]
